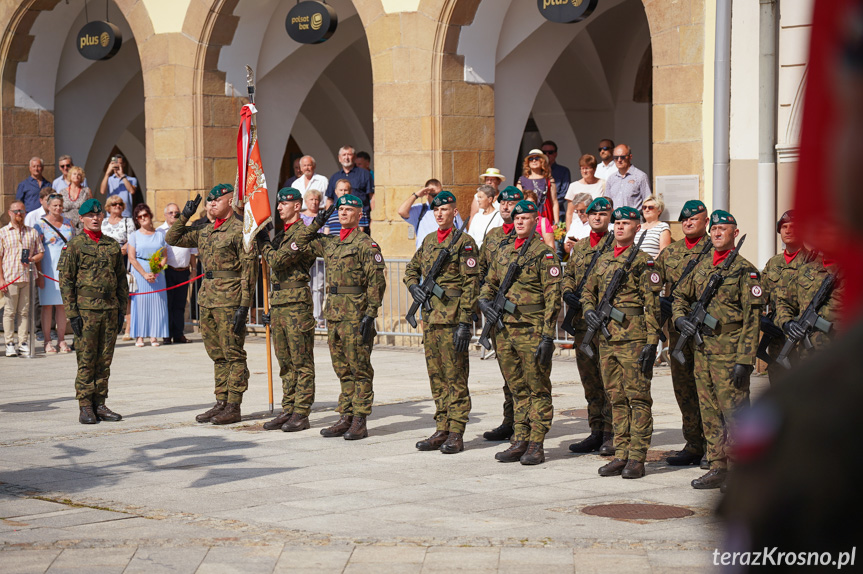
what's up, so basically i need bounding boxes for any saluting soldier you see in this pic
[479,200,561,466]
[59,199,128,424]
[477,186,521,442]
[561,196,614,456]
[582,206,661,479]
[297,194,386,440]
[673,210,763,489]
[256,187,331,432]
[760,210,808,378]
[654,200,709,468]
[405,191,480,454]
[166,184,258,425]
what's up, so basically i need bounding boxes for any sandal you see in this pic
[58,343,72,354]
[45,343,57,354]
[135,338,145,347]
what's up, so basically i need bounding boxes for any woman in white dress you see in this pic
[466,184,502,248]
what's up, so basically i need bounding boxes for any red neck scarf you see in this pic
[784,248,802,264]
[502,223,514,235]
[684,235,703,250]
[437,227,453,244]
[823,258,836,267]
[213,218,227,230]
[284,219,300,232]
[340,227,357,241]
[713,249,731,266]
[613,244,630,258]
[589,231,606,248]
[83,229,102,242]
[514,237,528,250]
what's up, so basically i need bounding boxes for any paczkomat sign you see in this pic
[77,21,122,61]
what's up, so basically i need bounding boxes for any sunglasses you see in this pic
[541,149,556,155]
[166,211,180,216]
[574,209,586,214]
[642,205,658,211]
[613,155,629,160]
[48,194,63,200]
[528,157,542,162]
[59,164,72,169]
[598,146,612,152]
[10,209,26,214]
[136,214,151,220]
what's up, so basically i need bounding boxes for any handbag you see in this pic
[127,271,137,293]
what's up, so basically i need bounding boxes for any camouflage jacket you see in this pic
[560,232,612,332]
[761,248,810,313]
[58,233,128,317]
[259,221,322,307]
[654,234,710,296]
[672,254,763,365]
[478,225,514,278]
[404,229,480,325]
[775,258,842,330]
[479,234,562,339]
[581,246,662,344]
[295,226,386,321]
[165,214,257,309]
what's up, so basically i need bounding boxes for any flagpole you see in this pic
[246,65,275,415]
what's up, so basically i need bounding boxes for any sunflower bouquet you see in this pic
[553,221,567,242]
[148,247,168,274]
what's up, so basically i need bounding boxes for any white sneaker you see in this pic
[17,342,29,355]
[5,343,17,357]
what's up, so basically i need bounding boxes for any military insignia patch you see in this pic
[374,253,383,263]
[290,242,299,251]
[650,272,661,284]
[713,214,719,223]
[466,257,476,268]
[647,259,655,267]
[749,272,759,279]
[464,245,473,252]
[751,285,763,297]
[545,253,555,259]
[549,266,560,277]
[371,242,379,248]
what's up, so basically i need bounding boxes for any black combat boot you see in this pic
[598,431,614,456]
[520,442,545,465]
[482,422,514,441]
[416,430,448,451]
[211,403,241,425]
[691,468,727,490]
[666,449,702,466]
[700,455,710,470]
[79,405,98,425]
[282,413,310,432]
[95,404,123,422]
[495,441,528,462]
[569,430,603,453]
[196,400,226,423]
[263,411,292,430]
[439,432,464,454]
[598,458,628,477]
[320,415,353,437]
[343,416,368,440]
[621,459,645,479]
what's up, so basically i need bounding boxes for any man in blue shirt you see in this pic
[325,146,374,232]
[540,141,571,223]
[397,179,463,251]
[99,154,138,218]
[15,157,52,213]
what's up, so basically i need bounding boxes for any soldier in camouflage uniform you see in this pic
[166,184,258,425]
[561,196,614,456]
[759,210,809,378]
[582,206,662,479]
[479,200,561,466]
[296,194,386,440]
[256,188,330,432]
[59,199,129,424]
[405,191,480,454]
[673,210,763,489]
[477,186,520,441]
[654,199,710,467]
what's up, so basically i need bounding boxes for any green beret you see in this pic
[709,209,737,229]
[612,206,641,222]
[431,190,456,207]
[512,200,537,215]
[78,198,103,216]
[336,194,362,208]
[499,186,523,202]
[587,197,613,213]
[207,183,234,201]
[776,209,795,233]
[277,187,302,202]
[678,200,707,221]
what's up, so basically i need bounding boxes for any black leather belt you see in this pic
[168,265,189,272]
[329,286,363,294]
[272,281,308,291]
[204,270,240,279]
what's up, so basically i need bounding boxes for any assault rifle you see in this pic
[579,232,647,359]
[478,230,535,350]
[406,217,470,328]
[671,235,746,365]
[774,272,835,369]
[561,232,614,336]
[658,237,714,341]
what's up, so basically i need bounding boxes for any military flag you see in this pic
[235,103,272,252]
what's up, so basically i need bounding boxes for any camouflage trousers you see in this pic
[494,323,553,442]
[328,319,375,417]
[270,304,316,415]
[423,324,471,434]
[573,329,611,433]
[491,335,514,425]
[598,339,653,462]
[693,349,750,470]
[668,330,705,455]
[200,306,249,405]
[73,308,120,406]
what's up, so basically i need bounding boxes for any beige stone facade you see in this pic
[0,0,810,259]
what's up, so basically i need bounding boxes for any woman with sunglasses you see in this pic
[127,204,169,347]
[516,149,559,224]
[634,195,671,259]
[102,196,136,339]
[34,194,74,353]
[59,166,91,233]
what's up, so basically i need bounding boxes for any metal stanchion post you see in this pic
[27,263,36,358]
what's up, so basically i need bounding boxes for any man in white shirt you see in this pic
[291,155,329,209]
[397,179,463,250]
[594,139,617,181]
[24,187,53,228]
[52,155,88,191]
[158,203,197,344]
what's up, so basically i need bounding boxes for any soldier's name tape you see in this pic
[0,275,23,290]
[38,271,205,296]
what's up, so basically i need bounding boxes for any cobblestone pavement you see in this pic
[0,334,753,572]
